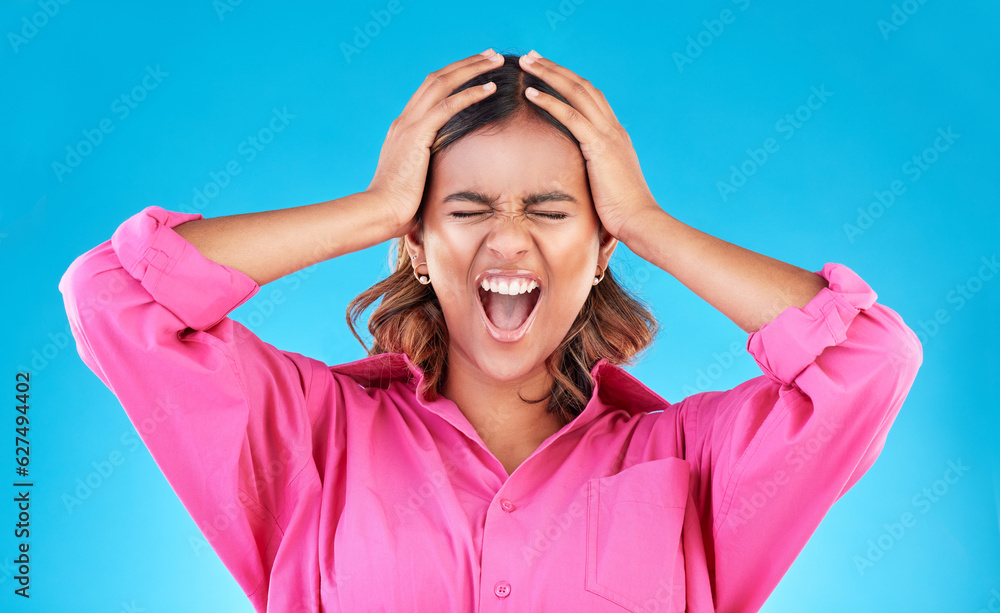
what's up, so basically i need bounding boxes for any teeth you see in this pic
[479,277,540,294]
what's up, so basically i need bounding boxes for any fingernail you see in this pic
[528,49,541,59]
[520,54,535,64]
[480,48,494,57]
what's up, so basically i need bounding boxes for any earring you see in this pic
[413,269,431,285]
[593,267,605,285]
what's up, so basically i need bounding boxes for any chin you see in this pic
[478,347,536,379]
[467,335,551,385]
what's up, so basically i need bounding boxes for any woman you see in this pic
[59,49,922,612]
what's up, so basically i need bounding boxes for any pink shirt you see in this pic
[59,205,922,612]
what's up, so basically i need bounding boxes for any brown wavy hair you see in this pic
[347,52,658,424]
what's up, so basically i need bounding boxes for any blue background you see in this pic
[2,0,998,610]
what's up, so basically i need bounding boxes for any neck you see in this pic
[442,351,568,475]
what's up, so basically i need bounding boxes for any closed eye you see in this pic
[450,211,568,220]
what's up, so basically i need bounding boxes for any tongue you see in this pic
[482,290,534,331]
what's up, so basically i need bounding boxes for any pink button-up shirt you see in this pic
[59,205,922,612]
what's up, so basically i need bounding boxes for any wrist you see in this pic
[618,202,667,251]
[361,189,417,241]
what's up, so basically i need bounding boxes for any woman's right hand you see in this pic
[365,48,504,238]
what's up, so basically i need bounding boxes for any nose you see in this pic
[484,211,532,260]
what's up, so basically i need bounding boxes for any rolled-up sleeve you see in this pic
[58,205,324,609]
[680,262,922,611]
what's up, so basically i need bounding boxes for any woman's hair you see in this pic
[347,53,658,424]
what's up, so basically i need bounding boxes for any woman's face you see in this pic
[405,115,617,387]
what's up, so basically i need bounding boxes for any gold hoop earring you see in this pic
[593,267,605,285]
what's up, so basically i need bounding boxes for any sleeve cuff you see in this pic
[110,205,260,331]
[746,262,878,386]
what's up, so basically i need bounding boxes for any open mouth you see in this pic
[476,278,542,343]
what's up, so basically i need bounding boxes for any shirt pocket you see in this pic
[585,457,689,612]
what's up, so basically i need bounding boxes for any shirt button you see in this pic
[494,581,511,598]
[500,499,516,512]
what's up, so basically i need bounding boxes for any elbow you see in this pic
[853,303,923,416]
[58,240,140,351]
[875,303,923,389]
[58,246,103,326]
[58,241,124,321]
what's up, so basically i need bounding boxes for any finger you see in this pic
[402,51,504,117]
[590,86,620,124]
[522,85,601,151]
[399,50,493,115]
[429,48,496,80]
[396,50,491,117]
[519,53,616,126]
[422,80,498,145]
[436,48,495,74]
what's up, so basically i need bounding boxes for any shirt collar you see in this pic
[327,352,670,428]
[328,352,419,390]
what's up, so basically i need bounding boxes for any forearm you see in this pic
[172,191,397,287]
[623,206,828,333]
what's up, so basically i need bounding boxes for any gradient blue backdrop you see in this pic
[2,0,998,610]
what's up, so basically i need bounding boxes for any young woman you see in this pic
[59,49,922,612]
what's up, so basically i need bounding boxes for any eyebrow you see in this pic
[441,190,578,206]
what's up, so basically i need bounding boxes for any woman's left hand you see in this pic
[518,50,660,245]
